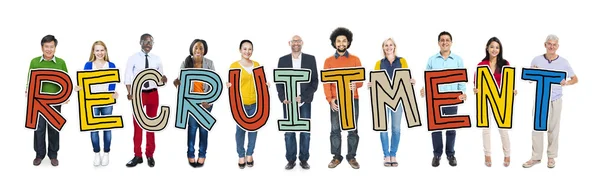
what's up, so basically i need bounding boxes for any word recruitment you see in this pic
[24,66,566,133]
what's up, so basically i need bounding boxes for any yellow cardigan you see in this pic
[230,60,261,105]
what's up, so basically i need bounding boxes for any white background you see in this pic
[1,0,597,186]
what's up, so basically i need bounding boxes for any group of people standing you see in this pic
[25,27,577,170]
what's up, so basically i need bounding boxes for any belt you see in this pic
[142,88,157,93]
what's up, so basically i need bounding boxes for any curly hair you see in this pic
[329,27,353,49]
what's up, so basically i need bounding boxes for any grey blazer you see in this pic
[179,57,215,93]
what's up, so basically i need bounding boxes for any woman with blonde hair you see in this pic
[369,38,415,167]
[78,41,119,166]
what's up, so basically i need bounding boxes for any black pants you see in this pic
[34,105,61,159]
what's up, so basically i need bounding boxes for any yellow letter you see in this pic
[77,69,123,131]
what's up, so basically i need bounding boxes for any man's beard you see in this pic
[336,48,346,53]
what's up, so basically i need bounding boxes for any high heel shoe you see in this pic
[485,156,492,167]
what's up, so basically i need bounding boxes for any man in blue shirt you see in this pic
[420,31,467,167]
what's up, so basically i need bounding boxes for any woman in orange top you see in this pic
[174,39,215,168]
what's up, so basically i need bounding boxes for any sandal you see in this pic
[522,159,540,168]
[503,157,510,167]
[547,158,555,168]
[390,157,398,167]
[485,156,491,167]
[383,157,391,167]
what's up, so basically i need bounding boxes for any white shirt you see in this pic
[124,51,164,90]
[90,62,110,93]
[291,53,304,106]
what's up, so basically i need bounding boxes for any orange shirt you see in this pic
[192,81,203,93]
[323,52,363,103]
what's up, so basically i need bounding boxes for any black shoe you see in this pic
[238,162,246,169]
[300,161,310,169]
[432,156,440,167]
[196,162,204,168]
[448,156,457,166]
[189,161,197,168]
[285,161,296,170]
[126,157,143,167]
[247,160,254,167]
[147,157,155,167]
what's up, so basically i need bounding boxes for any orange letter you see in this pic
[228,66,270,131]
[424,69,471,131]
[25,69,73,131]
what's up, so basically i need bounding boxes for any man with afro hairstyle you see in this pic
[323,27,364,169]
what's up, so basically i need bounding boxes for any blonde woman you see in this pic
[368,38,415,167]
[79,41,119,166]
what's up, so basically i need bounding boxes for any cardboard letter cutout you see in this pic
[175,69,223,131]
[424,69,471,131]
[25,69,73,131]
[77,69,123,131]
[131,69,170,131]
[475,66,515,129]
[369,69,421,131]
[321,67,365,130]
[228,66,270,132]
[521,68,566,131]
[273,68,311,131]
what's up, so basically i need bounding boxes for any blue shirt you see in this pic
[530,55,575,101]
[425,52,467,93]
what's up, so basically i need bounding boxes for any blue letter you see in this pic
[521,68,566,131]
[175,69,223,130]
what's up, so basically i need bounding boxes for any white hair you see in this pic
[546,34,559,42]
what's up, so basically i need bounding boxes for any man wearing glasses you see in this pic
[276,35,319,170]
[124,33,167,168]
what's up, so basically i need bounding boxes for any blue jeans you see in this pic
[330,99,359,161]
[236,104,258,158]
[380,106,402,157]
[282,103,311,162]
[188,106,213,158]
[431,106,458,158]
[90,106,113,153]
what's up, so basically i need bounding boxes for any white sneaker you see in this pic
[94,153,101,166]
[101,152,109,166]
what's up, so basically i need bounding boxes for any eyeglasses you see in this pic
[141,40,154,45]
[545,42,558,47]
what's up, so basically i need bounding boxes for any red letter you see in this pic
[424,69,471,131]
[26,69,73,131]
[228,66,270,131]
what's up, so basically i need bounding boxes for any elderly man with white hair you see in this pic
[522,34,578,169]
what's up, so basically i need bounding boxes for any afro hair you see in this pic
[329,27,353,49]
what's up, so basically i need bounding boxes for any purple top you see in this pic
[530,54,576,101]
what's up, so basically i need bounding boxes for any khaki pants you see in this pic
[482,106,511,157]
[531,98,562,160]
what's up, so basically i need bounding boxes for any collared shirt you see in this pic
[374,56,408,80]
[334,51,349,59]
[124,51,164,90]
[40,56,56,63]
[530,54,575,101]
[291,52,304,106]
[323,51,363,103]
[425,52,467,93]
[27,55,68,93]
